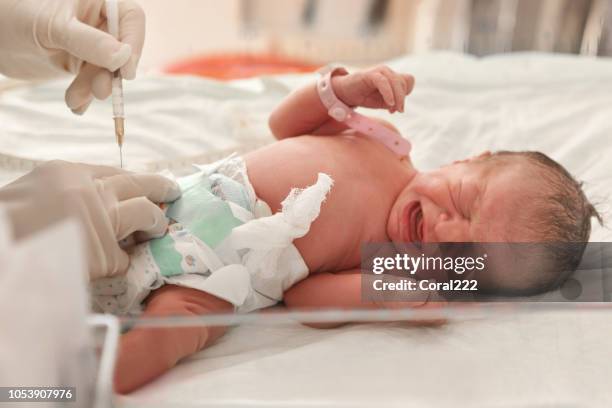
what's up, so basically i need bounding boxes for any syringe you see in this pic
[105,0,125,168]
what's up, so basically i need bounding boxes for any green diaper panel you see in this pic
[168,172,243,247]
[151,171,245,278]
[149,234,183,277]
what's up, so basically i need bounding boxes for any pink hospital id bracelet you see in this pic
[316,66,411,157]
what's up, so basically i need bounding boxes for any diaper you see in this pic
[91,154,333,314]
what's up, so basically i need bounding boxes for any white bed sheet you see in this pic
[121,310,612,408]
[1,52,612,406]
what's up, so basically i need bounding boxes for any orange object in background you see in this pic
[164,53,320,80]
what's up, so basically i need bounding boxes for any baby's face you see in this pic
[387,153,530,244]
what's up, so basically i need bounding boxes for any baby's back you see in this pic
[244,134,413,273]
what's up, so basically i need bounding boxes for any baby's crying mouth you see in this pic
[408,202,423,243]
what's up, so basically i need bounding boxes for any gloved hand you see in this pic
[0,0,145,114]
[0,161,181,280]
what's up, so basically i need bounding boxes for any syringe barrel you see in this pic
[111,74,124,118]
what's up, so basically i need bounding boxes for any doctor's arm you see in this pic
[268,66,414,139]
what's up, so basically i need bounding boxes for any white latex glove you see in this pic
[0,0,144,114]
[0,161,181,281]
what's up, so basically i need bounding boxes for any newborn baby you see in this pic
[109,65,599,393]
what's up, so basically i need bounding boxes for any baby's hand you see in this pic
[332,66,415,113]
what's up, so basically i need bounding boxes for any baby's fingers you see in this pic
[402,74,415,95]
[371,72,395,108]
[380,67,406,112]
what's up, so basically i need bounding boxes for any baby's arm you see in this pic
[269,66,414,139]
[114,285,232,394]
[283,270,430,328]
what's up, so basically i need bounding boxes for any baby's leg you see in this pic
[114,285,232,394]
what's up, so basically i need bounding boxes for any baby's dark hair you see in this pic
[480,150,602,295]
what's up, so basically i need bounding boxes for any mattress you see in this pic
[1,52,612,406]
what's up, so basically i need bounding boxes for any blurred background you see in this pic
[140,0,612,78]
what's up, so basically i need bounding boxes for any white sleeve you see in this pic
[0,207,97,405]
